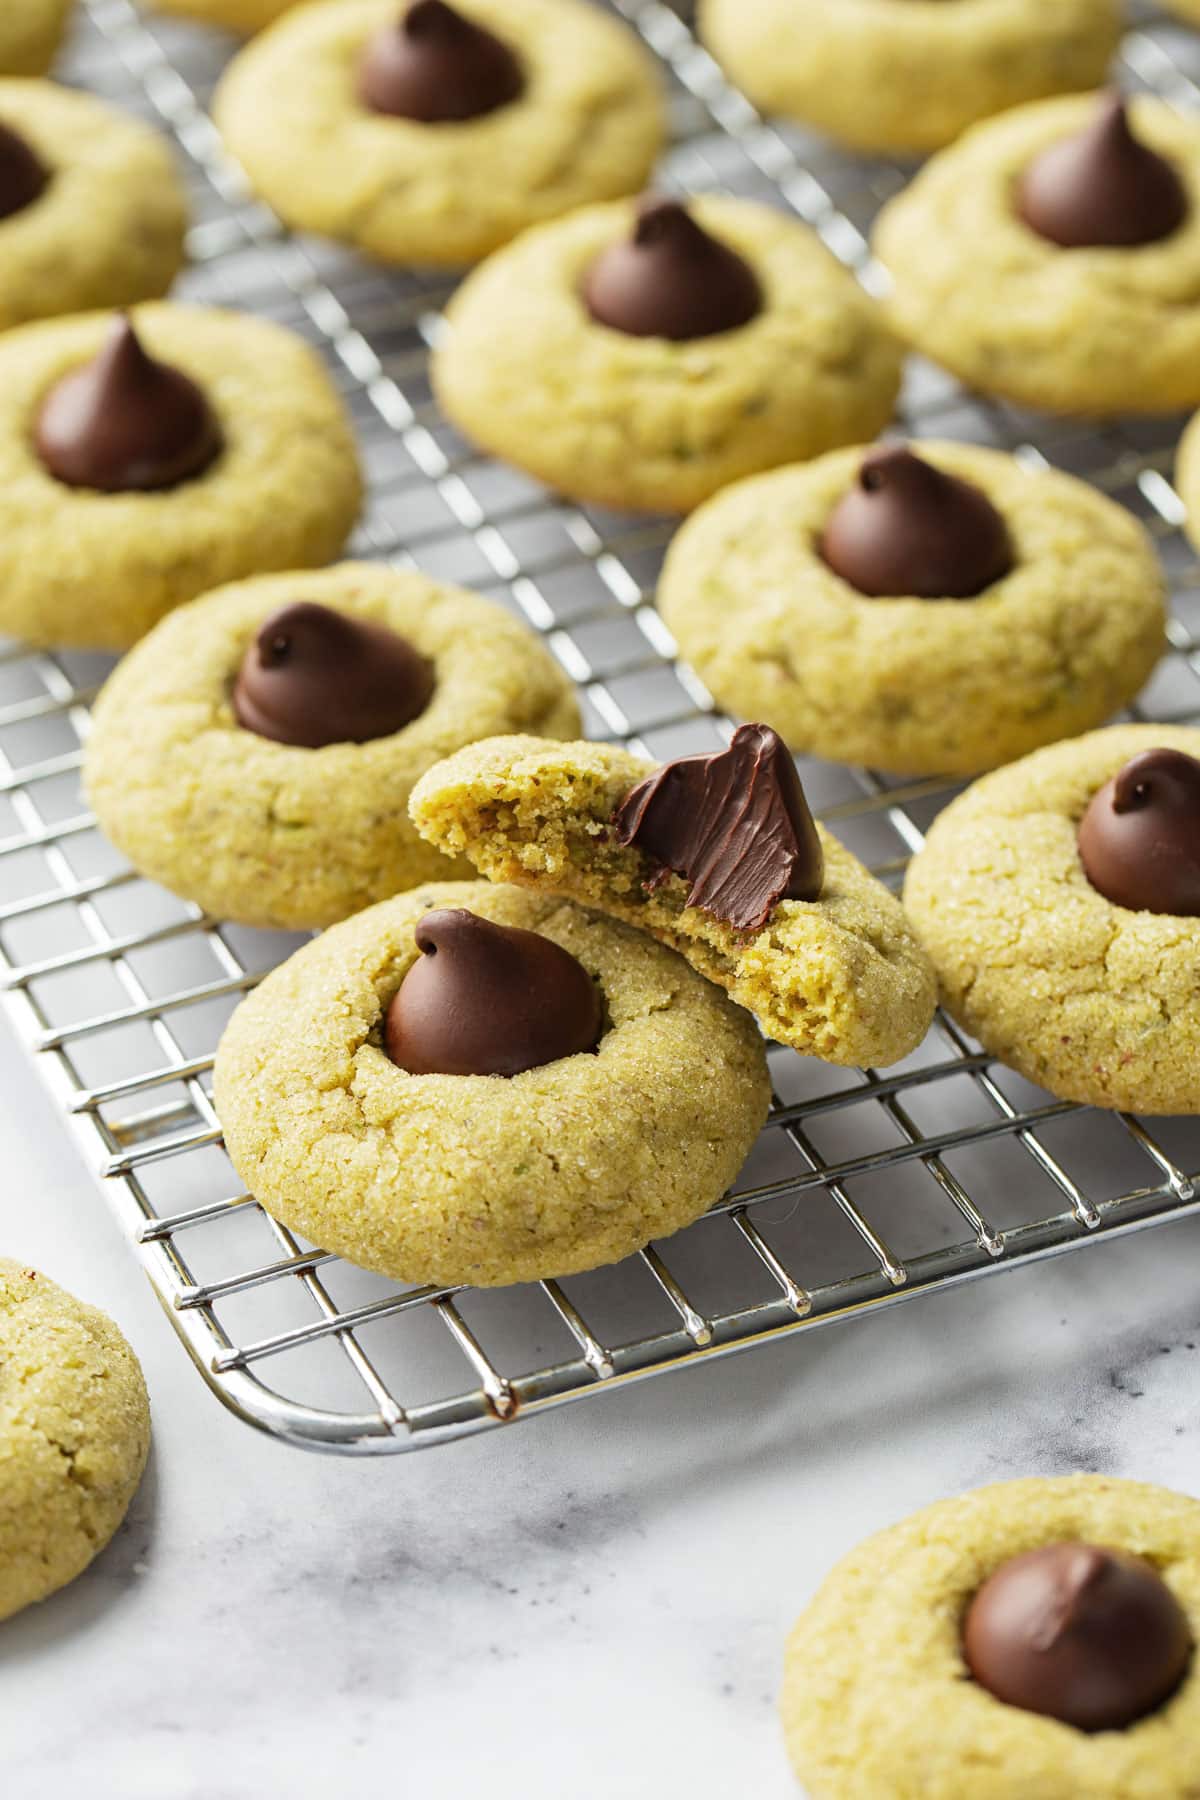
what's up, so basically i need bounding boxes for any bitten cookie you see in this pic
[86,565,580,930]
[782,1475,1200,1799]
[410,729,937,1067]
[433,194,901,515]
[699,0,1120,157]
[658,441,1166,777]
[212,0,664,268]
[0,305,362,649]
[0,81,188,329]
[0,2,73,75]
[0,1260,150,1623]
[874,93,1200,416]
[904,725,1200,1113]
[214,880,770,1287]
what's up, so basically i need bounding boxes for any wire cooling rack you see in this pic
[2,1,1199,1453]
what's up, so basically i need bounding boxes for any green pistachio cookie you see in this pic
[85,564,581,931]
[0,2,73,75]
[214,880,770,1288]
[782,1475,1200,1800]
[658,441,1165,777]
[0,1260,150,1623]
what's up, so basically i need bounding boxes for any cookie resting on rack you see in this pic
[874,93,1200,416]
[409,727,937,1068]
[781,1474,1200,1800]
[213,880,770,1288]
[904,724,1200,1113]
[0,305,362,649]
[85,564,580,930]
[658,440,1165,776]
[431,193,902,514]
[699,0,1120,157]
[212,0,664,267]
[0,0,73,75]
[146,0,321,30]
[0,1260,150,1624]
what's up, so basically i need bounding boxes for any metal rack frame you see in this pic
[2,0,1199,1453]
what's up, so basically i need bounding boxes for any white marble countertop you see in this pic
[4,1009,1199,1800]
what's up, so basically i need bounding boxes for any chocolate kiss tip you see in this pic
[233,600,435,749]
[1017,91,1188,250]
[1077,746,1200,916]
[582,196,761,342]
[821,444,1012,600]
[384,908,604,1077]
[0,119,48,223]
[357,0,524,123]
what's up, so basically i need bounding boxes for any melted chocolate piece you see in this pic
[820,444,1013,600]
[582,197,762,342]
[963,1543,1192,1732]
[0,121,48,223]
[1076,747,1200,916]
[612,722,823,933]
[36,317,222,493]
[385,908,604,1077]
[357,0,524,124]
[1017,93,1187,249]
[233,601,436,749]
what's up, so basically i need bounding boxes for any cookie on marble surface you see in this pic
[0,305,362,650]
[214,879,770,1288]
[86,564,580,930]
[212,0,664,268]
[0,81,188,330]
[0,1,73,75]
[0,1260,150,1624]
[874,93,1200,416]
[409,728,937,1068]
[658,441,1166,777]
[433,194,902,515]
[904,724,1200,1113]
[781,1474,1200,1800]
[699,0,1120,157]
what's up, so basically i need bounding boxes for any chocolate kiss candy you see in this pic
[1017,93,1188,249]
[1077,747,1200,915]
[0,120,48,223]
[613,721,823,933]
[582,197,762,341]
[357,0,524,123]
[963,1543,1192,1732]
[233,601,436,749]
[820,444,1013,600]
[36,317,222,493]
[385,908,604,1077]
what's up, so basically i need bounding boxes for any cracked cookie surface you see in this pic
[214,880,770,1287]
[0,1260,150,1623]
[658,442,1165,777]
[410,735,937,1067]
[782,1474,1200,1800]
[904,725,1200,1112]
[432,195,902,514]
[212,0,664,268]
[0,1,73,74]
[85,565,580,930]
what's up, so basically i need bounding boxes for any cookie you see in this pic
[904,724,1200,1113]
[0,1260,150,1623]
[781,1474,1200,1799]
[0,2,73,75]
[85,564,581,931]
[213,879,770,1288]
[433,194,902,515]
[658,441,1166,777]
[212,0,664,269]
[874,93,1200,416]
[0,81,188,330]
[699,0,1119,158]
[146,0,303,30]
[0,304,362,650]
[409,731,937,1068]
[1174,408,1200,553]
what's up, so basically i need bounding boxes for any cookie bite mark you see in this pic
[234,600,435,748]
[0,119,47,221]
[1077,747,1200,916]
[1018,91,1188,249]
[357,0,524,124]
[582,196,761,341]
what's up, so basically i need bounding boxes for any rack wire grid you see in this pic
[3,0,1199,1455]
